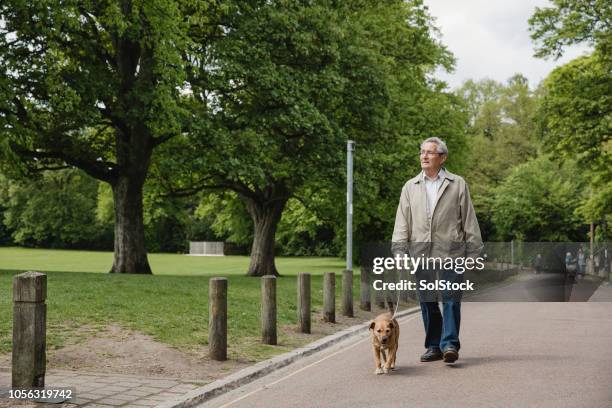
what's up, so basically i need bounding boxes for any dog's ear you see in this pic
[369,321,375,331]
[388,322,394,329]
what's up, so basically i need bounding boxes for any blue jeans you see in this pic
[417,268,463,351]
[420,300,461,351]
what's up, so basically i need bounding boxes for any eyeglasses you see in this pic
[419,150,443,157]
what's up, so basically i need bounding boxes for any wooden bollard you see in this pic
[261,275,277,345]
[209,277,227,361]
[342,269,353,317]
[360,267,371,311]
[12,271,46,388]
[297,273,311,333]
[323,272,335,323]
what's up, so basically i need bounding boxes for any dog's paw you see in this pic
[390,364,395,370]
[375,367,384,375]
[382,367,389,374]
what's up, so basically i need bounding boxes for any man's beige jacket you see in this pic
[391,169,483,258]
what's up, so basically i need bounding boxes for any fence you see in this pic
[207,270,354,360]
[9,269,357,386]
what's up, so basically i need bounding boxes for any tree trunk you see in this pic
[245,197,288,277]
[110,175,152,274]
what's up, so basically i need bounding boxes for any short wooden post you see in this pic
[209,277,227,361]
[360,267,371,311]
[342,269,353,317]
[297,273,311,333]
[12,271,46,388]
[261,275,277,345]
[323,272,335,323]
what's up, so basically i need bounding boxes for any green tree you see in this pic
[537,54,611,237]
[2,169,105,248]
[529,0,611,61]
[96,178,214,253]
[457,79,504,140]
[0,173,14,244]
[195,192,252,246]
[458,75,541,240]
[0,1,216,273]
[491,156,584,241]
[155,0,460,275]
[530,0,611,241]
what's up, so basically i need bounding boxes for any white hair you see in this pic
[421,137,448,155]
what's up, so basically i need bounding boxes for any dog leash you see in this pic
[390,288,401,319]
[390,273,402,319]
[389,250,410,319]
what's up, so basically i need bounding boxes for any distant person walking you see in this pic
[577,248,586,279]
[533,253,543,274]
[565,251,576,283]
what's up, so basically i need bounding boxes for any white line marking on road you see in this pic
[216,314,420,408]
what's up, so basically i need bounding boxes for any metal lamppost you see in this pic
[346,140,355,271]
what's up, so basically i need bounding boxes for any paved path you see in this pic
[198,301,612,408]
[0,369,202,407]
[588,280,612,302]
[463,271,602,302]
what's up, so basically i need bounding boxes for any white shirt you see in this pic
[422,168,446,218]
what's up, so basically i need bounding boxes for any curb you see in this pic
[156,306,421,408]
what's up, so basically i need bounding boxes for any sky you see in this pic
[424,0,591,90]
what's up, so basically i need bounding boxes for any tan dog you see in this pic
[369,303,400,375]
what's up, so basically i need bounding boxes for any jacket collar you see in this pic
[411,168,455,184]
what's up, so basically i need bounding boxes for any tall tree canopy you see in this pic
[1,169,101,248]
[530,0,611,239]
[0,1,217,273]
[153,0,461,276]
[491,155,584,241]
[537,55,611,230]
[529,0,611,60]
[457,75,541,240]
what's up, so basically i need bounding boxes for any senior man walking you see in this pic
[392,137,483,364]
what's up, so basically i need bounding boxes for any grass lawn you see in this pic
[0,247,361,361]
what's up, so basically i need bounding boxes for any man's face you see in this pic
[420,142,446,173]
